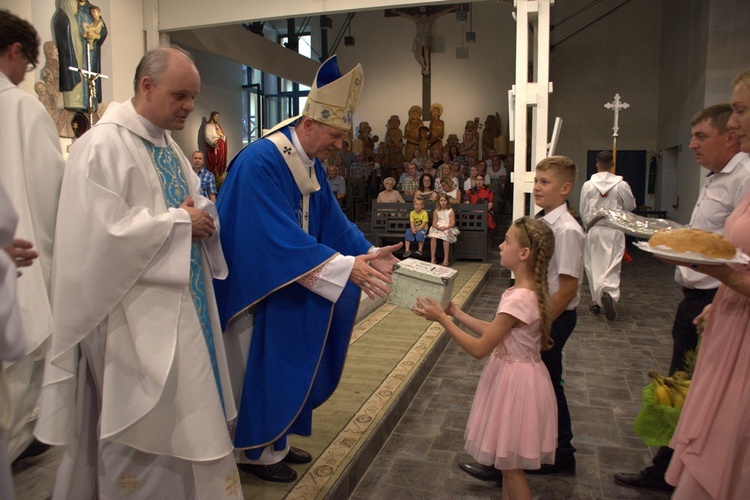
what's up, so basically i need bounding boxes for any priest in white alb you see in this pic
[35,46,242,499]
[0,9,64,464]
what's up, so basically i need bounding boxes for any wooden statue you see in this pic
[428,103,444,157]
[464,117,480,141]
[404,105,422,161]
[459,128,479,164]
[386,115,405,176]
[357,121,375,158]
[37,41,75,137]
[443,133,459,155]
[418,126,430,159]
[482,113,501,160]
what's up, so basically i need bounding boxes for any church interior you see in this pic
[4,0,750,498]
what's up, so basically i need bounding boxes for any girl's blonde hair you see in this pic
[435,192,452,210]
[513,217,555,350]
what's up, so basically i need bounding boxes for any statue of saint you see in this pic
[37,41,76,137]
[404,105,422,161]
[464,117,480,140]
[392,5,457,76]
[443,133,459,155]
[53,0,107,110]
[428,103,444,156]
[204,111,228,179]
[482,113,501,160]
[386,115,405,178]
[418,126,430,159]
[357,121,375,158]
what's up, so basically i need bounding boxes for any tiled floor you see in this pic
[12,229,682,499]
[350,233,680,499]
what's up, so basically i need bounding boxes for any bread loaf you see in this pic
[649,228,736,259]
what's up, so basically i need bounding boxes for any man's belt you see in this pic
[681,287,718,300]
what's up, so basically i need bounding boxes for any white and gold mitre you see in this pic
[302,55,364,131]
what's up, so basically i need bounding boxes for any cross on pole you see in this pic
[604,93,629,171]
[68,65,108,128]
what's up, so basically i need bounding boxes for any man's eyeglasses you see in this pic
[21,47,37,73]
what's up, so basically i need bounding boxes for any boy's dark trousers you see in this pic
[541,309,578,459]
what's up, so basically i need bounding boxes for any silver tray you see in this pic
[588,208,685,238]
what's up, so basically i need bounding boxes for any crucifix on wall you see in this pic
[389,5,458,119]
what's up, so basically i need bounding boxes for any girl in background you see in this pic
[428,193,458,266]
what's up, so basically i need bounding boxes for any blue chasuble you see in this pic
[144,140,224,411]
[215,127,372,456]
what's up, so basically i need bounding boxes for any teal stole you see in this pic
[144,140,224,411]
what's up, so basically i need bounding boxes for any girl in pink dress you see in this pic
[414,217,557,499]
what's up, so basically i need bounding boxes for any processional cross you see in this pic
[604,93,629,171]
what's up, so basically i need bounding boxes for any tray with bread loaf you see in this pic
[634,228,750,265]
[588,208,685,238]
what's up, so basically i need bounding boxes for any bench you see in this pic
[370,202,489,261]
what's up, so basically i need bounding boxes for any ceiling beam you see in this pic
[169,25,320,84]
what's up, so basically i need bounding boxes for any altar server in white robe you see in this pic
[579,150,636,321]
[0,9,65,463]
[35,46,242,499]
[0,184,27,500]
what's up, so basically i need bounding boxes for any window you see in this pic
[241,66,263,144]
[241,31,314,142]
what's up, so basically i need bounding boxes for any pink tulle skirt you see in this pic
[464,351,558,470]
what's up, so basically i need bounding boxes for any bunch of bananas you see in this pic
[649,371,691,409]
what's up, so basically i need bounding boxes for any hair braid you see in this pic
[514,218,556,350]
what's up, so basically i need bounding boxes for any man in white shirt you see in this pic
[579,151,636,320]
[615,103,750,493]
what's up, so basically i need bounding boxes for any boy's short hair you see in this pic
[536,155,577,186]
[413,198,424,207]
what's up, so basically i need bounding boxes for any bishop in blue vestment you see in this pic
[214,56,401,483]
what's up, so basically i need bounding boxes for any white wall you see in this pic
[547,0,663,210]
[653,0,750,224]
[334,2,516,146]
[654,0,709,223]
[5,0,748,220]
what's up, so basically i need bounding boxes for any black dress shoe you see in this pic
[525,455,575,475]
[601,292,617,321]
[239,462,297,483]
[282,446,312,464]
[614,468,674,493]
[459,462,503,483]
[13,439,51,463]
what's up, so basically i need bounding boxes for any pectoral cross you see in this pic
[604,93,629,171]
